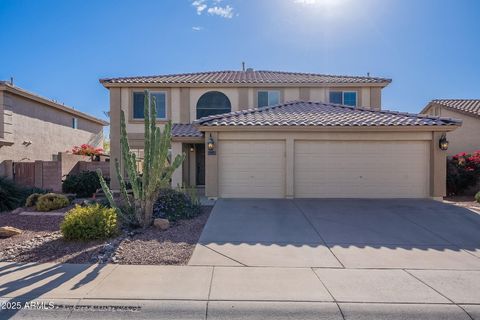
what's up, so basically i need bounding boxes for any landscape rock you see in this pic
[0,226,22,238]
[153,218,170,230]
[11,207,24,215]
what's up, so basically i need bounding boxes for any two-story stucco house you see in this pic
[0,80,107,176]
[421,99,480,156]
[100,70,460,200]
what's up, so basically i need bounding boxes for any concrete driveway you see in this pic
[189,199,480,268]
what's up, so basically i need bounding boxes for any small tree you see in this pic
[98,91,185,227]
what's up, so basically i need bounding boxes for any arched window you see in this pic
[196,91,231,119]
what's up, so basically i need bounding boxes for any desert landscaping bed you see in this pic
[0,206,211,265]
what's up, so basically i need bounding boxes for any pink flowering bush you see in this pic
[71,144,103,156]
[447,150,480,195]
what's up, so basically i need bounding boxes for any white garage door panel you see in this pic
[295,141,430,198]
[219,141,285,198]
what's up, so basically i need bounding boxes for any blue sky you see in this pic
[0,0,479,138]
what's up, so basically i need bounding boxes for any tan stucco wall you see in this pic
[0,92,103,164]
[115,85,385,130]
[425,105,480,156]
[309,88,327,102]
[204,130,448,199]
[108,84,387,189]
[109,88,121,189]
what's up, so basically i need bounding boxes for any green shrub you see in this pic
[61,204,118,240]
[153,188,201,222]
[25,193,43,207]
[475,191,480,204]
[0,177,49,212]
[36,193,70,212]
[0,176,25,212]
[62,171,103,198]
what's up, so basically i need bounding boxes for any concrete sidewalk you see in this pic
[0,262,480,319]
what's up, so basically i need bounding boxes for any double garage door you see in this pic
[218,140,430,198]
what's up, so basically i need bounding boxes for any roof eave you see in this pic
[171,136,204,143]
[196,124,461,133]
[421,101,480,120]
[1,84,108,126]
[99,81,391,89]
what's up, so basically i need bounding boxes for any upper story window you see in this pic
[258,90,280,108]
[72,117,78,129]
[329,91,357,107]
[133,91,167,120]
[196,91,231,119]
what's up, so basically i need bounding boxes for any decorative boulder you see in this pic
[153,218,170,230]
[0,226,22,238]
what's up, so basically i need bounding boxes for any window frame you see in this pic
[342,91,357,107]
[196,91,232,119]
[132,91,168,120]
[257,90,281,108]
[72,117,78,129]
[329,90,358,107]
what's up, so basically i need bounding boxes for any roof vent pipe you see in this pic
[242,62,245,71]
[10,77,14,85]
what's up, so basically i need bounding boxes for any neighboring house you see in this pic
[0,80,107,176]
[100,70,460,200]
[421,99,480,156]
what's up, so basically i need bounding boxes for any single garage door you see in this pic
[295,140,430,198]
[219,140,285,198]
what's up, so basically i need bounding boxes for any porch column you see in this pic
[430,131,448,200]
[171,141,183,188]
[109,88,122,189]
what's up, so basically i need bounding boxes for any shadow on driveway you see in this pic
[189,199,480,268]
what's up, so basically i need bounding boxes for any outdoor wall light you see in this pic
[439,134,449,151]
[207,134,216,155]
[190,146,194,152]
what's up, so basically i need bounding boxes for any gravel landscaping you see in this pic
[444,196,480,212]
[113,206,211,265]
[0,206,212,265]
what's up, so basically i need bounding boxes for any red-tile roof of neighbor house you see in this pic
[172,123,203,138]
[100,70,391,86]
[194,101,462,128]
[423,99,480,119]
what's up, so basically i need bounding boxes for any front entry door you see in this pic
[195,144,205,186]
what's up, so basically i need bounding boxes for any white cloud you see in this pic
[192,26,204,31]
[207,5,234,18]
[294,0,317,4]
[191,0,235,19]
[192,0,207,15]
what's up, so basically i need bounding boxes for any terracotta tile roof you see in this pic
[100,70,391,85]
[426,99,480,118]
[194,101,461,128]
[172,123,203,138]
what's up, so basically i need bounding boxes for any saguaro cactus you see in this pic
[98,91,185,227]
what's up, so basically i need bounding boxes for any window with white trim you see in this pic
[257,90,280,108]
[133,91,167,119]
[329,91,357,107]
